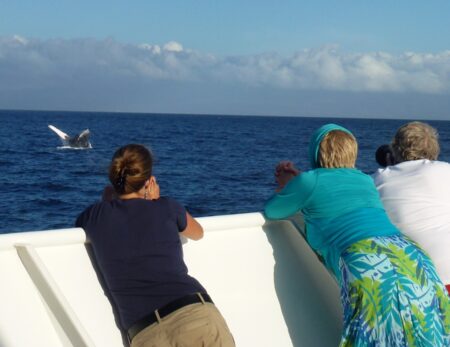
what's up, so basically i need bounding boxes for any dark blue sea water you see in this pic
[1,110,450,234]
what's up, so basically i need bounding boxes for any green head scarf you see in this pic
[308,123,354,169]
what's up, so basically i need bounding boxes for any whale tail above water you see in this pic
[48,125,92,149]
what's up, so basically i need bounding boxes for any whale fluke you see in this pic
[48,125,92,149]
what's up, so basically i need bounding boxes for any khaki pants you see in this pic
[130,303,235,347]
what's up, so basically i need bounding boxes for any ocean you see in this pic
[1,109,450,234]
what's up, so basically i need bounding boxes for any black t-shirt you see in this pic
[76,197,206,330]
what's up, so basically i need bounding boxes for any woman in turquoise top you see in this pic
[265,124,450,346]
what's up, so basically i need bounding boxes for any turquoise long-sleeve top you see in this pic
[265,168,400,284]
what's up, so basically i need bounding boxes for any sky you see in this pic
[1,0,450,119]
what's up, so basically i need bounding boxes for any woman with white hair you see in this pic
[373,121,450,294]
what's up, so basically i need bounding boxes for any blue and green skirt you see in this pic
[339,235,450,347]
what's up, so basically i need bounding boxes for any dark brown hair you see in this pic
[109,144,153,195]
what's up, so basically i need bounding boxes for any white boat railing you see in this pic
[0,213,342,347]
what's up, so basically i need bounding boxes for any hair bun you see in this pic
[117,168,127,190]
[109,144,153,195]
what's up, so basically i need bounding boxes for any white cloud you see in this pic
[139,43,161,54]
[13,35,28,45]
[0,36,449,95]
[163,41,183,52]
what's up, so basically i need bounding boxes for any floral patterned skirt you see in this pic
[339,235,450,347]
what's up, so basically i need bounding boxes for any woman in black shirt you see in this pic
[76,144,234,347]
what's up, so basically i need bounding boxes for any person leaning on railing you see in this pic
[76,144,235,347]
[265,123,450,346]
[373,121,450,294]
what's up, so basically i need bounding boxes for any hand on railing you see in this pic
[275,161,300,192]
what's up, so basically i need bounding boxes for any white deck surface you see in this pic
[0,213,342,347]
